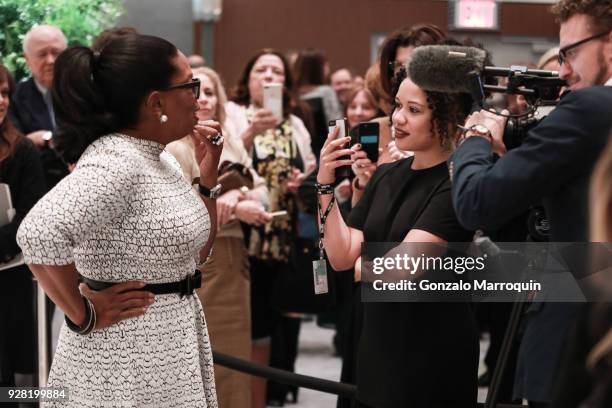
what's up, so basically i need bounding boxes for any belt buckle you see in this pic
[180,270,202,298]
[180,274,191,298]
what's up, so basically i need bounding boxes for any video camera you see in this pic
[469,65,566,149]
[408,46,568,149]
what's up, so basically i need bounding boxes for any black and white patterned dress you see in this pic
[17,133,217,407]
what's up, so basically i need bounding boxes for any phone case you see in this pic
[263,84,283,121]
[358,123,380,163]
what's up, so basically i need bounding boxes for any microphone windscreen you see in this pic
[408,45,487,93]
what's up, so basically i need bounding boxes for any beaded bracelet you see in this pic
[315,182,334,195]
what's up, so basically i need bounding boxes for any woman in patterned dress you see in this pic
[16,34,221,407]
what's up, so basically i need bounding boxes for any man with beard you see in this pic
[450,0,612,406]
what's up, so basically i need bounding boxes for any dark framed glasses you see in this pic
[388,60,404,76]
[558,31,610,65]
[162,78,201,98]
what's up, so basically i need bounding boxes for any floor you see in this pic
[285,320,490,408]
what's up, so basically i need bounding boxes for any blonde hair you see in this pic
[344,86,378,115]
[192,66,227,125]
[537,47,560,70]
[590,135,612,242]
[364,63,384,101]
[585,135,612,372]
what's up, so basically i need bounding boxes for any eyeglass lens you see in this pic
[558,31,609,65]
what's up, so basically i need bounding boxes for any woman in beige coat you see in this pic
[167,67,271,408]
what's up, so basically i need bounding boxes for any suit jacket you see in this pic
[8,78,67,189]
[9,77,54,134]
[450,86,612,242]
[0,138,46,260]
[449,86,612,402]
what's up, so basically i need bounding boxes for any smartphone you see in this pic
[357,122,380,163]
[263,83,283,122]
[328,118,348,140]
[328,118,351,180]
[269,210,288,218]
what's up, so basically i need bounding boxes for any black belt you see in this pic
[79,270,202,298]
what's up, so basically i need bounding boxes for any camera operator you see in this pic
[449,1,612,407]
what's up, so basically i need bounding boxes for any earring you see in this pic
[160,114,168,124]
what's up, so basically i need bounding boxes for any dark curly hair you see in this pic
[391,67,472,149]
[551,0,612,34]
[379,24,447,98]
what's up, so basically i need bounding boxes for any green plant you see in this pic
[0,0,125,81]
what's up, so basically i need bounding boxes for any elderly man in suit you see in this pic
[9,24,69,189]
[450,0,612,407]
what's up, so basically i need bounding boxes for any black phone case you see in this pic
[358,123,380,163]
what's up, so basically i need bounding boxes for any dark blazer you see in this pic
[450,86,612,242]
[0,137,46,260]
[8,78,67,189]
[449,85,612,402]
[9,77,54,135]
[0,137,45,381]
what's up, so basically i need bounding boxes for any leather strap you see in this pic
[80,270,202,298]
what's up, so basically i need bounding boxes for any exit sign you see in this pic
[450,0,500,30]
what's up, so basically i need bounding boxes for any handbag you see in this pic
[218,161,254,195]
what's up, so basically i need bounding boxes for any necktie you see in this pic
[44,91,56,129]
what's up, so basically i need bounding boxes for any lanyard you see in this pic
[317,192,335,260]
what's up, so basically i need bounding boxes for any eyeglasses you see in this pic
[388,60,404,76]
[161,78,201,99]
[558,31,610,66]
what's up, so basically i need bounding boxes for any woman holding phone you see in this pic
[319,67,478,408]
[227,48,316,407]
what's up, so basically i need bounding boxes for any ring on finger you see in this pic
[210,133,224,146]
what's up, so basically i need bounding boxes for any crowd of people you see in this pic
[0,0,611,407]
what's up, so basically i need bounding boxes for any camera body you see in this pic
[503,103,556,150]
[468,64,565,150]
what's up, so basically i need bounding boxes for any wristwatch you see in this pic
[198,183,222,199]
[465,124,492,142]
[42,131,53,148]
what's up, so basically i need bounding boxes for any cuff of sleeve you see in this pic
[22,253,75,266]
[19,240,74,266]
[458,134,493,150]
